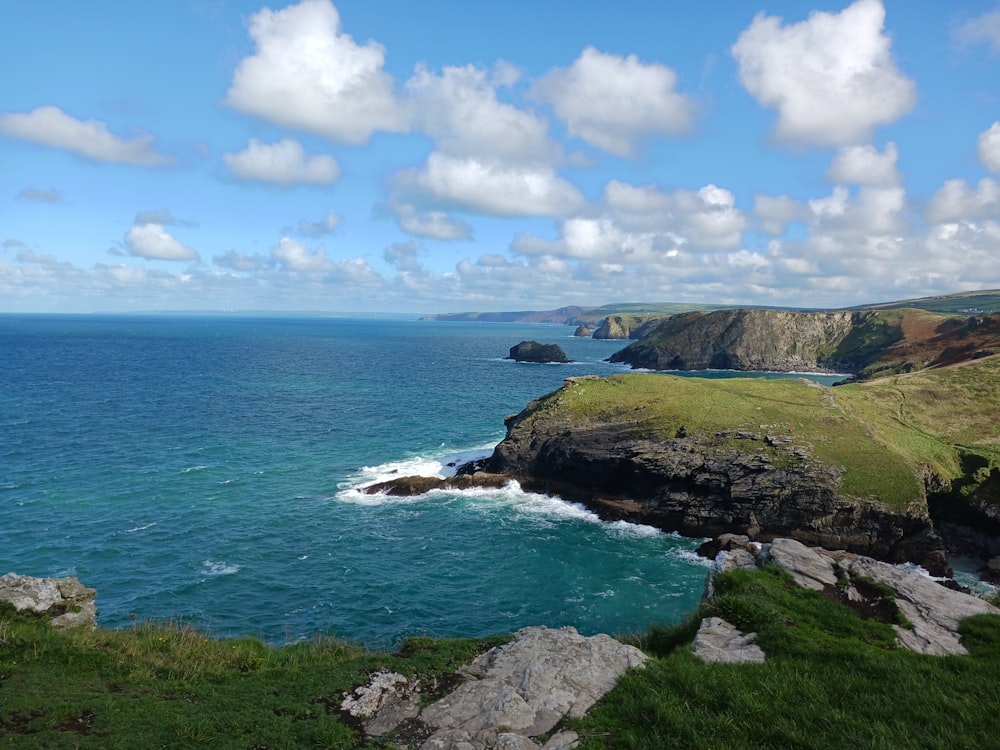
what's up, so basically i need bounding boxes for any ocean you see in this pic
[0,314,843,647]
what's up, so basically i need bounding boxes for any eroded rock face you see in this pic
[0,573,98,629]
[484,408,948,573]
[607,309,864,372]
[592,315,667,340]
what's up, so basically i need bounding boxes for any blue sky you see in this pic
[2,0,1000,313]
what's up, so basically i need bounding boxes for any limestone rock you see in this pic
[693,617,765,664]
[763,540,1000,655]
[0,572,97,629]
[420,626,645,745]
[845,555,1000,655]
[507,341,571,364]
[765,538,839,591]
[341,670,418,735]
[715,548,758,574]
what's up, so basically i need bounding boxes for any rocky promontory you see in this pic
[373,353,1000,576]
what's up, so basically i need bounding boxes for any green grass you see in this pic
[573,566,1000,750]
[0,604,507,748]
[4,573,1000,749]
[526,354,1000,508]
[543,373,921,507]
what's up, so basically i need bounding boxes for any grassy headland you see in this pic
[520,353,1000,510]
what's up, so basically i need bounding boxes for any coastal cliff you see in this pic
[480,373,949,572]
[608,307,1000,378]
[438,354,1000,574]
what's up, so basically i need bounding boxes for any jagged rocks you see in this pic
[0,572,98,629]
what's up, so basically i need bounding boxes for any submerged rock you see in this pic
[0,572,98,629]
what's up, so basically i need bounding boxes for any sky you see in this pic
[2,0,1000,314]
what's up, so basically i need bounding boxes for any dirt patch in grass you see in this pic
[822,579,901,626]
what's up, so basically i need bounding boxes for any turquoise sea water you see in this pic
[0,315,843,647]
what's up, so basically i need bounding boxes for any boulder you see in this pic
[418,626,645,747]
[507,341,571,364]
[0,572,98,629]
[693,617,766,664]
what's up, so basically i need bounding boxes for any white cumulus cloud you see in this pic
[224,0,405,144]
[926,178,1000,223]
[978,122,1000,173]
[297,210,342,237]
[827,142,901,186]
[272,237,332,271]
[394,152,585,218]
[124,224,199,261]
[407,63,555,164]
[224,139,340,185]
[731,0,915,147]
[0,106,168,166]
[532,47,695,157]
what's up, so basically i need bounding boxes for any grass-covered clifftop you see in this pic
[526,354,1000,509]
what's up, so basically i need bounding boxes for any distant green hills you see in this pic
[424,289,1000,325]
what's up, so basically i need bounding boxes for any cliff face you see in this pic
[484,377,946,572]
[608,309,868,371]
[592,315,669,340]
[608,308,1000,377]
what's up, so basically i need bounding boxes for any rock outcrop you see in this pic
[348,626,647,750]
[608,307,1000,378]
[573,325,592,337]
[692,617,766,664]
[0,573,98,629]
[758,538,1000,655]
[480,381,948,573]
[507,341,571,364]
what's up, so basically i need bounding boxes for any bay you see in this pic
[0,314,840,646]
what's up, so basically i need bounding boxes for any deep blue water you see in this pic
[0,314,843,646]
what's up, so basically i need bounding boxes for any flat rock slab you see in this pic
[693,617,766,664]
[0,572,98,629]
[419,625,646,747]
[767,538,839,590]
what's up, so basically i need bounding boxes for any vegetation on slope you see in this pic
[5,572,999,749]
[573,566,1000,750]
[0,603,507,748]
